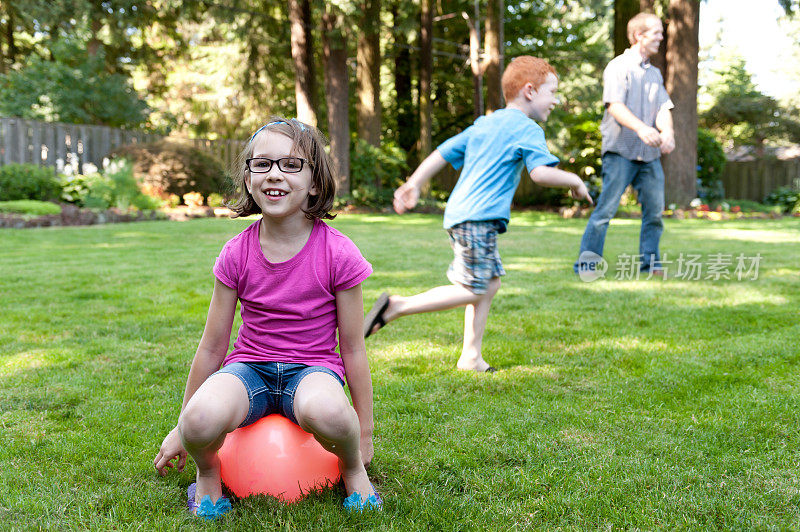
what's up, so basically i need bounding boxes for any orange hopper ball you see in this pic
[218,414,341,502]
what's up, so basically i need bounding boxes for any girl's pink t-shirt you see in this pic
[213,219,372,380]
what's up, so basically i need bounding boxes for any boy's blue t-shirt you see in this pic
[437,108,559,231]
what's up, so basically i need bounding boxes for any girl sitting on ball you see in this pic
[153,118,380,519]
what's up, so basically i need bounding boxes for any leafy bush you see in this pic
[206,193,225,208]
[764,185,800,214]
[525,110,603,207]
[559,114,603,199]
[0,163,62,202]
[109,140,228,204]
[725,198,783,214]
[0,200,61,216]
[349,139,408,207]
[83,159,162,211]
[59,174,93,206]
[696,128,727,205]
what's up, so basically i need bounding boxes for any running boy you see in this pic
[363,56,593,373]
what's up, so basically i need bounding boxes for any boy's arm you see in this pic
[393,149,449,214]
[530,166,594,205]
[335,283,375,467]
[655,105,675,154]
[154,279,237,476]
[607,102,662,148]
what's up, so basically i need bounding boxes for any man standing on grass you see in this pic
[574,12,675,277]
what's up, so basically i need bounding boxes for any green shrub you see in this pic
[0,199,61,215]
[349,139,408,207]
[59,174,93,206]
[724,198,782,214]
[764,185,800,214]
[109,140,228,204]
[206,193,225,208]
[696,128,727,205]
[0,163,62,202]
[83,159,162,211]
[559,114,603,203]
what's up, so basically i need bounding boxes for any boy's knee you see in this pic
[486,277,501,296]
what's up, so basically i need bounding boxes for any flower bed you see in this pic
[0,203,225,229]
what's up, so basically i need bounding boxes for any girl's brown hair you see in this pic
[227,117,337,220]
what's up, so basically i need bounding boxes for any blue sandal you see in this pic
[343,483,383,512]
[187,483,232,520]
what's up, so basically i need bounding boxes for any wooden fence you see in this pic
[0,117,244,175]
[720,158,800,201]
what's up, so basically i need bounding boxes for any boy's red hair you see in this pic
[501,56,557,103]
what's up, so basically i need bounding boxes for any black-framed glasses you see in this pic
[246,157,310,174]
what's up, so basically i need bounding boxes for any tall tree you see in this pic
[322,4,351,193]
[701,54,800,155]
[463,0,504,118]
[614,0,639,55]
[464,3,485,118]
[484,0,504,112]
[289,0,318,126]
[419,0,433,158]
[392,1,417,156]
[662,0,699,206]
[357,0,382,145]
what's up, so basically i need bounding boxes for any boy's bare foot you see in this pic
[456,355,496,373]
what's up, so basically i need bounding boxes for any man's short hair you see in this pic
[627,13,661,45]
[501,56,557,103]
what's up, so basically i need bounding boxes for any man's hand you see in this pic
[393,182,420,214]
[153,426,187,476]
[637,126,662,148]
[659,130,675,154]
[570,180,594,206]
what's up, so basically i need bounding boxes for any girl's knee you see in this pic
[295,391,356,436]
[178,404,224,445]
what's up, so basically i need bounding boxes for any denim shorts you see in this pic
[215,361,344,428]
[446,220,506,294]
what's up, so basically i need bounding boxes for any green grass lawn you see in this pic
[1,212,799,530]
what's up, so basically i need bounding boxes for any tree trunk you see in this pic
[322,7,350,194]
[419,0,433,158]
[614,0,639,56]
[392,2,416,157]
[289,0,318,126]
[88,18,103,57]
[662,0,699,207]
[465,9,483,119]
[357,0,382,146]
[484,0,503,112]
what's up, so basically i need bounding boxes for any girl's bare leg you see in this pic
[178,373,249,506]
[293,372,376,501]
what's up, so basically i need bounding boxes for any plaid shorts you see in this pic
[446,220,506,294]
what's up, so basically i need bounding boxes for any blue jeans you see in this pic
[575,152,665,272]
[215,362,344,428]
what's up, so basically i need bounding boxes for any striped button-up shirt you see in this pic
[600,48,673,162]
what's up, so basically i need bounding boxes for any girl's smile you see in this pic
[247,131,317,220]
